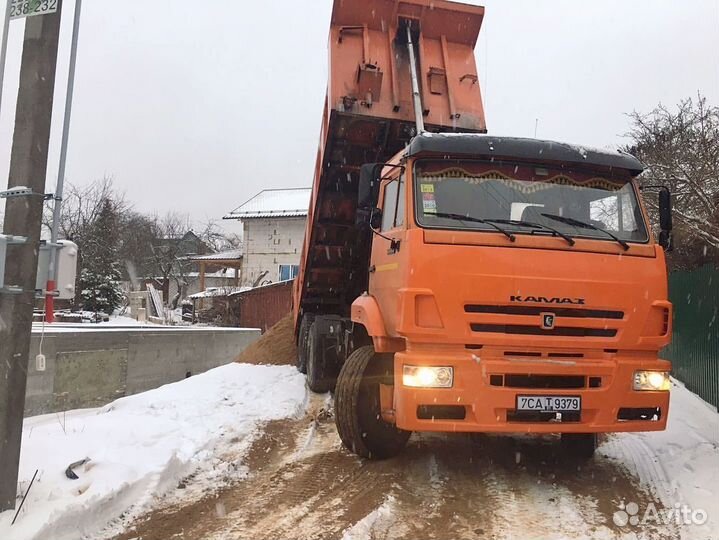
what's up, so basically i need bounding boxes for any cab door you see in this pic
[368,170,408,335]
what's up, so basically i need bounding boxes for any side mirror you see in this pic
[369,207,382,230]
[658,188,672,232]
[358,163,382,209]
[658,188,673,252]
[658,230,673,251]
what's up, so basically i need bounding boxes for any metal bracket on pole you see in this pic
[0,234,26,244]
[0,287,24,295]
[0,187,36,198]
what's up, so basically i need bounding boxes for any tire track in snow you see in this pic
[601,433,676,505]
[600,434,683,539]
[115,400,683,540]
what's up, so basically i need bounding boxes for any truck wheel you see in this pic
[335,345,411,459]
[296,314,314,374]
[560,433,597,460]
[306,321,338,393]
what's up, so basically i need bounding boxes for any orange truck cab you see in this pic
[294,0,674,459]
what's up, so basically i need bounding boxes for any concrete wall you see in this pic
[25,326,260,416]
[242,217,306,286]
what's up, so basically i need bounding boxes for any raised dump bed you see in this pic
[296,0,487,320]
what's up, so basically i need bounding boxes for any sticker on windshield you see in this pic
[420,184,435,193]
[423,198,437,213]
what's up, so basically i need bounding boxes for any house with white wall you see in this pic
[224,188,310,287]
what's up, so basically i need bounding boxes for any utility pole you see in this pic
[0,0,64,512]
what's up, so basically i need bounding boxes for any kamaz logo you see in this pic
[510,295,585,305]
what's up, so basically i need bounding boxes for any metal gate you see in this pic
[663,265,719,408]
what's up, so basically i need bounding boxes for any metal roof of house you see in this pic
[224,188,311,220]
[181,249,243,262]
[188,286,248,300]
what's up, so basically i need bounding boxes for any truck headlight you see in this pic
[633,371,671,391]
[403,365,453,388]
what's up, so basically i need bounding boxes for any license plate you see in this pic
[516,395,581,412]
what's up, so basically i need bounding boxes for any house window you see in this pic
[279,264,299,281]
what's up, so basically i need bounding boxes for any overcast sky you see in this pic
[0,0,717,230]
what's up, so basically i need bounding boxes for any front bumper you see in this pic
[392,350,671,433]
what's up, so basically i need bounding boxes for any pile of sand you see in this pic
[234,313,298,366]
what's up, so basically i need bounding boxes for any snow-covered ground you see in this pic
[602,379,719,539]
[0,363,308,540]
[1,365,716,540]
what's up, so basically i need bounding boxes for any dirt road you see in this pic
[114,394,680,540]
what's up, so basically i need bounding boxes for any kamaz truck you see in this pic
[293,0,674,459]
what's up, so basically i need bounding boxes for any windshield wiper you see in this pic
[540,213,630,251]
[484,218,575,247]
[431,212,516,242]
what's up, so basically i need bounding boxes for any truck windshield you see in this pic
[414,160,648,243]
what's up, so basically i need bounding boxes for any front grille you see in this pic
[470,323,616,337]
[503,351,585,359]
[504,374,585,389]
[465,304,624,319]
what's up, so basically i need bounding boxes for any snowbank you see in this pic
[0,363,307,540]
[603,380,719,538]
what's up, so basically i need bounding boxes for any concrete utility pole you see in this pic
[0,1,64,512]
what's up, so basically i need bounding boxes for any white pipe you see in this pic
[405,24,425,134]
[49,0,82,281]
[0,1,12,119]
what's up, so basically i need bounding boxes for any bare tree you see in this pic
[147,212,198,305]
[42,178,130,305]
[43,180,242,305]
[196,219,242,252]
[43,177,129,246]
[626,95,719,254]
[117,211,157,287]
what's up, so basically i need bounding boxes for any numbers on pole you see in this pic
[9,0,58,20]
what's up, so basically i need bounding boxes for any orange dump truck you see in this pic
[294,0,674,459]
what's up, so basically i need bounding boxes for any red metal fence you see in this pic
[230,280,293,333]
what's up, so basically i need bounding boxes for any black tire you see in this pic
[335,345,411,459]
[296,314,314,374]
[306,321,338,393]
[560,433,597,460]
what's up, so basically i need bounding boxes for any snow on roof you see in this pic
[183,249,243,261]
[188,286,248,299]
[414,132,644,173]
[227,277,295,296]
[224,188,311,220]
